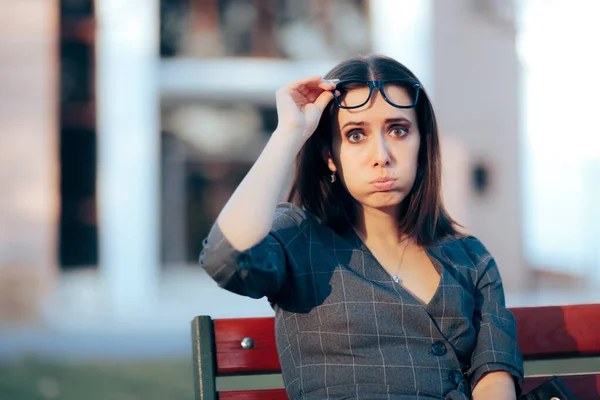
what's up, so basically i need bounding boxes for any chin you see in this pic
[361,191,406,210]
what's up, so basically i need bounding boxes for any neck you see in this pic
[355,205,407,249]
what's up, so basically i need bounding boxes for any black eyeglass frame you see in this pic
[332,79,422,109]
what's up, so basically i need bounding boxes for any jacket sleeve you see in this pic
[462,236,524,395]
[199,202,309,302]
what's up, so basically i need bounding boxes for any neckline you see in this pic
[348,229,445,308]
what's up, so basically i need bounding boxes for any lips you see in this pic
[370,177,397,191]
[371,177,396,183]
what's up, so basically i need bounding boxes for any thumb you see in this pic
[312,90,335,114]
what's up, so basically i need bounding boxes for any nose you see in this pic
[372,134,391,167]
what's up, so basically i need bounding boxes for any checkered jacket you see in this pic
[200,203,524,399]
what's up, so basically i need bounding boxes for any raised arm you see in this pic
[217,77,335,251]
[199,77,335,301]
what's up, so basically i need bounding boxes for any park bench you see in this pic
[192,303,600,399]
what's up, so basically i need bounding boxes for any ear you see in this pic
[323,148,337,172]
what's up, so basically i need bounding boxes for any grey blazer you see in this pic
[200,203,524,400]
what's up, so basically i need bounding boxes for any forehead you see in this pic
[336,85,417,124]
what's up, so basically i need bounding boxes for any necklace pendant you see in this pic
[392,275,400,283]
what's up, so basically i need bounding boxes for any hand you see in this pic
[472,371,517,400]
[275,76,337,142]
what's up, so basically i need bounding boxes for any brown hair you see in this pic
[287,55,461,246]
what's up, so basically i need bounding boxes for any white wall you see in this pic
[432,0,526,292]
[519,1,600,280]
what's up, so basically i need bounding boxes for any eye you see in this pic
[389,125,409,137]
[347,130,366,143]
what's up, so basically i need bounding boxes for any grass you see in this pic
[0,358,194,400]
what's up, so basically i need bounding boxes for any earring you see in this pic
[330,171,337,183]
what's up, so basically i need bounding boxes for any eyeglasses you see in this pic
[332,79,421,109]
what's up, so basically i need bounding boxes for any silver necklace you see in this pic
[391,239,410,283]
[356,229,410,283]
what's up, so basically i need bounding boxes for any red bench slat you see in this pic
[512,304,600,359]
[218,388,287,400]
[212,304,600,375]
[214,317,280,375]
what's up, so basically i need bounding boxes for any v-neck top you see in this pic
[200,203,524,399]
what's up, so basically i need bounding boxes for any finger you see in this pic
[297,84,316,97]
[298,85,329,101]
[304,84,335,103]
[317,81,337,91]
[312,90,335,113]
[302,79,338,98]
[290,77,339,93]
[304,89,322,104]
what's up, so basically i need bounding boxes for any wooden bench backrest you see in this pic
[192,304,600,400]
[511,304,600,359]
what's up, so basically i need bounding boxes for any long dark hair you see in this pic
[287,55,461,246]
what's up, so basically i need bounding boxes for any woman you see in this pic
[200,55,523,399]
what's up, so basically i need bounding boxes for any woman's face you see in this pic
[328,85,421,212]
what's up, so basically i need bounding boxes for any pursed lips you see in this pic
[370,177,397,191]
[369,177,396,184]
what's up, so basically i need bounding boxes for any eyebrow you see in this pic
[341,117,413,130]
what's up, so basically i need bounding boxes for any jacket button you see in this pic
[448,370,463,385]
[431,341,447,356]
